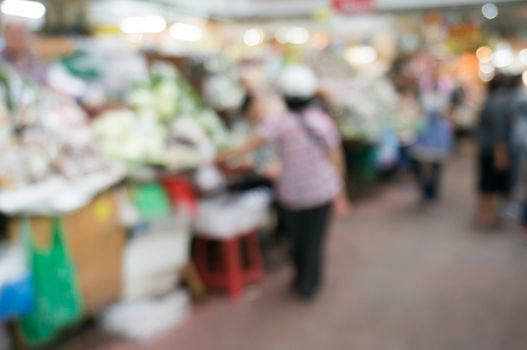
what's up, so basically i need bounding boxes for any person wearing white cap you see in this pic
[218,64,348,299]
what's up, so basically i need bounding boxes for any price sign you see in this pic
[332,0,375,13]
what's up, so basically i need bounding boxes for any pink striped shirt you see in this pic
[259,108,342,210]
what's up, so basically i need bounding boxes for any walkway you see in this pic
[67,148,527,350]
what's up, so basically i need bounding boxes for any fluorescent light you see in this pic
[519,49,527,65]
[345,46,378,65]
[243,28,264,47]
[120,16,166,34]
[481,3,498,20]
[1,0,46,19]
[276,27,309,45]
[170,23,204,42]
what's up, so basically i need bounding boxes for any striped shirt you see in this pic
[258,107,342,210]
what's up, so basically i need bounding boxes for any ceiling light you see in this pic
[476,46,493,63]
[492,48,514,68]
[170,23,204,42]
[276,27,309,45]
[1,0,46,19]
[243,28,264,47]
[345,46,378,65]
[120,16,166,34]
[481,3,498,20]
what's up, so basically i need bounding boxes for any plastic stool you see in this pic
[194,231,263,298]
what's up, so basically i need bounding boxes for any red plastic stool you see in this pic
[194,231,263,298]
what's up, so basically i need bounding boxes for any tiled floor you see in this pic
[66,146,527,350]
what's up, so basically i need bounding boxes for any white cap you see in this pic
[278,64,318,99]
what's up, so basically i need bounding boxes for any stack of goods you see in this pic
[0,65,124,215]
[332,75,400,143]
[93,63,229,172]
[47,38,149,109]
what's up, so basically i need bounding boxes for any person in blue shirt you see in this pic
[411,109,453,202]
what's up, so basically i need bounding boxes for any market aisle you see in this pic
[75,147,527,350]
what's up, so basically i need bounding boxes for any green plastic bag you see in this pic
[132,183,171,221]
[19,218,83,346]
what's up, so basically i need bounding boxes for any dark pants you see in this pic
[412,159,443,201]
[283,202,332,298]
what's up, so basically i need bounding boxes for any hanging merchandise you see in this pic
[19,218,83,346]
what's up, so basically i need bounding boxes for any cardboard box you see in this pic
[9,190,125,314]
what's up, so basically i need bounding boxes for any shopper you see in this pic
[411,62,453,203]
[508,75,527,196]
[218,64,348,299]
[1,21,47,84]
[476,74,513,228]
[508,75,527,229]
[411,110,453,202]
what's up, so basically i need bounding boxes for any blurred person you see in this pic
[411,110,453,202]
[508,74,527,196]
[476,74,514,228]
[508,75,527,228]
[218,64,348,299]
[517,99,527,232]
[411,63,453,202]
[1,21,46,84]
[228,93,280,190]
[397,87,423,172]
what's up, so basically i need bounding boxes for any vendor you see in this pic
[1,21,46,84]
[218,65,348,299]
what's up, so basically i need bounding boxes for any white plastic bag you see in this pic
[195,165,225,193]
[100,290,190,342]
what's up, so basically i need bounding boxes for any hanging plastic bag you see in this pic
[19,218,83,346]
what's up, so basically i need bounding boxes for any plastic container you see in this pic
[195,189,272,239]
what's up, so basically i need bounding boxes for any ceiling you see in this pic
[86,0,526,24]
[159,0,525,18]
